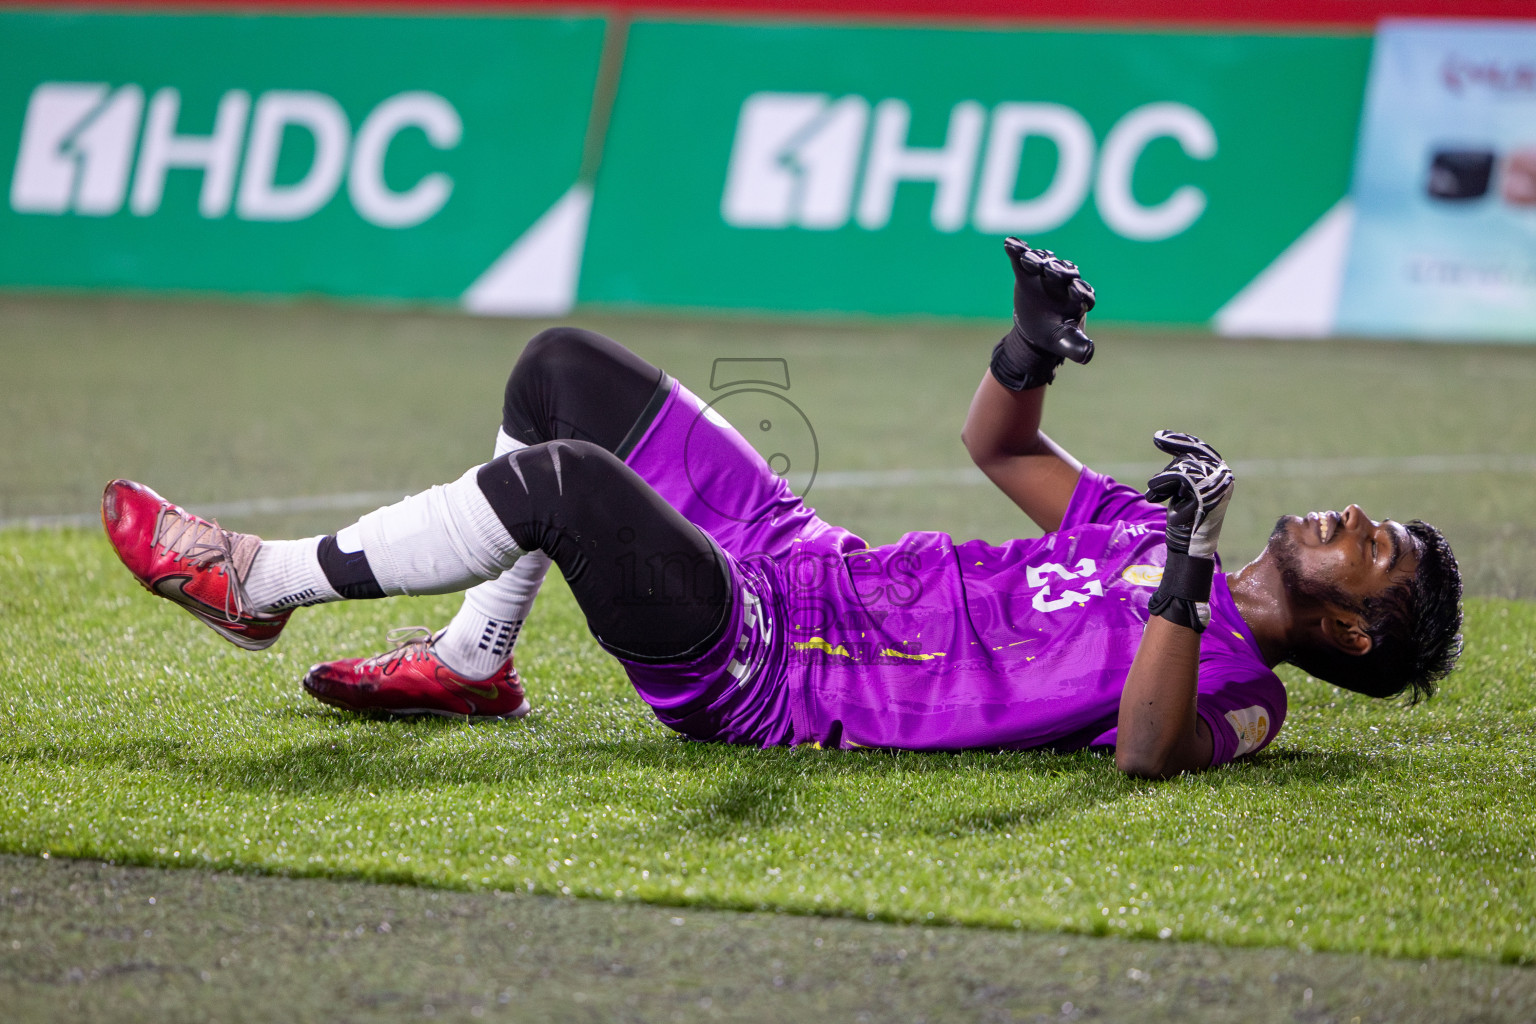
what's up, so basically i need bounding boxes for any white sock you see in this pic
[245,537,341,614]
[337,465,523,597]
[433,429,552,679]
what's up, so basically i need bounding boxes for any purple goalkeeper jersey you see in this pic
[769,470,1286,765]
[620,378,1285,768]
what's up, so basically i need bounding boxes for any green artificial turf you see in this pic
[4,295,1536,597]
[2,527,1533,963]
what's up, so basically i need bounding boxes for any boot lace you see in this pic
[361,627,440,675]
[152,504,255,624]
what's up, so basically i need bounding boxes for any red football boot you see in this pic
[302,627,531,719]
[101,479,291,651]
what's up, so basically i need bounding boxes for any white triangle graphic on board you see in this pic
[462,183,592,317]
[1213,199,1354,338]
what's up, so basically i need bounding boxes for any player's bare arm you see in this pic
[961,375,1081,533]
[1115,433,1234,777]
[956,241,1207,775]
[1116,616,1210,778]
[961,239,1094,533]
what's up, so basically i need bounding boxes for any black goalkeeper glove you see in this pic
[990,237,1097,392]
[1142,431,1234,633]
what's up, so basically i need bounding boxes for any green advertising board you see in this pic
[581,22,1370,323]
[1,12,604,309]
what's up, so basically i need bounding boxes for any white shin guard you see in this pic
[338,465,522,597]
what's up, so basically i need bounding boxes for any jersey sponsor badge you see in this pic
[1224,705,1271,757]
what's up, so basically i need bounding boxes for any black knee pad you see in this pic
[502,328,666,453]
[476,438,610,551]
[476,440,730,662]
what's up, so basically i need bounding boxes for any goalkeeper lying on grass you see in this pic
[101,241,1463,778]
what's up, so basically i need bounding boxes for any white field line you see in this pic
[813,453,1536,490]
[3,490,414,531]
[6,454,1535,531]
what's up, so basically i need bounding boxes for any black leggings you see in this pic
[501,327,670,457]
[481,329,731,663]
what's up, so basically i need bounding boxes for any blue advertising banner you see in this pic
[1339,19,1536,340]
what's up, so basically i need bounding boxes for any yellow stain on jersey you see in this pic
[1121,564,1164,588]
[794,637,949,661]
[793,637,851,658]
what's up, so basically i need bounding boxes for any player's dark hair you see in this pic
[1289,520,1463,702]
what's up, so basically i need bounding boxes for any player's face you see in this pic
[1267,504,1420,606]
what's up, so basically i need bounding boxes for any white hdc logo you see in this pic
[10,82,462,227]
[722,92,1216,241]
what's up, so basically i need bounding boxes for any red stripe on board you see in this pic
[5,0,1532,27]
